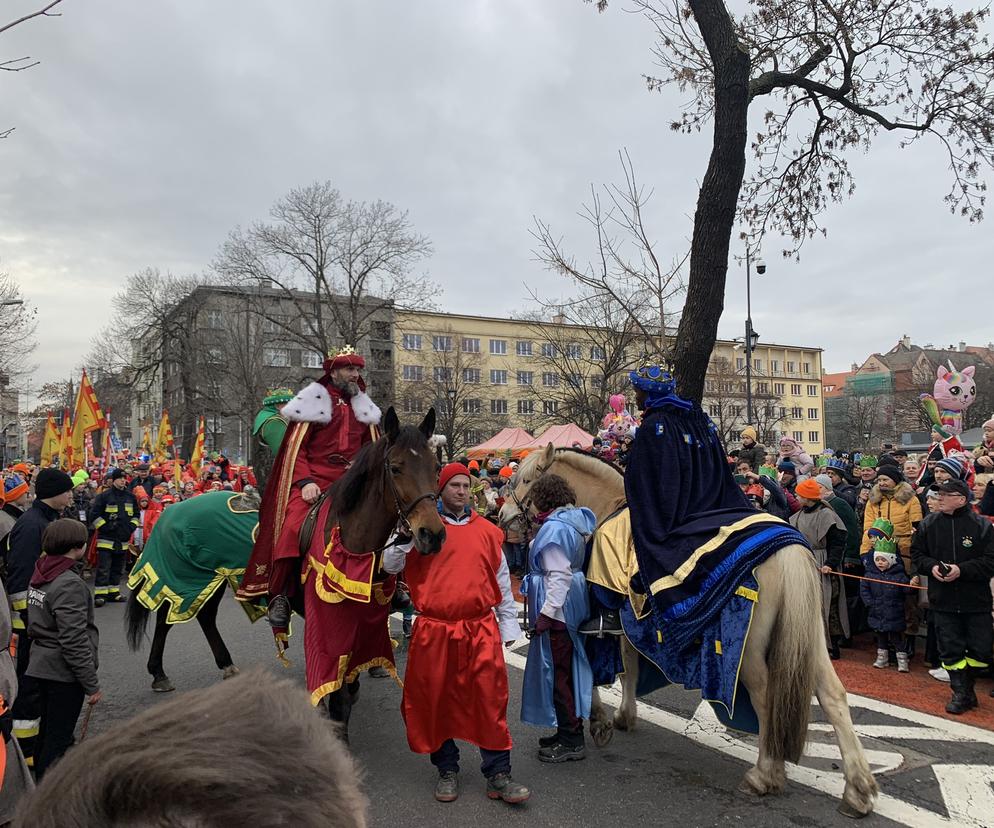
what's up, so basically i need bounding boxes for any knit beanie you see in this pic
[3,474,29,503]
[795,479,823,499]
[814,474,834,493]
[936,456,966,480]
[984,414,994,431]
[777,459,796,473]
[71,469,89,487]
[34,468,73,500]
[438,463,471,493]
[741,426,757,442]
[875,466,904,485]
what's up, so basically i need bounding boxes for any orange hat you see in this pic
[12,463,30,476]
[795,478,823,500]
[498,465,514,479]
[467,460,480,471]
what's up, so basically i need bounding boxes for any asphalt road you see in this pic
[86,594,993,828]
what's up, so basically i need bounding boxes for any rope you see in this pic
[79,703,94,741]
[830,569,927,590]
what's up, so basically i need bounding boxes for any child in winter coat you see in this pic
[860,534,912,672]
[26,519,100,779]
[779,437,814,479]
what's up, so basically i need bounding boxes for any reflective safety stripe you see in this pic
[966,657,989,668]
[13,719,40,739]
[95,586,112,595]
[10,594,27,612]
[11,615,24,630]
[96,540,117,550]
[104,505,119,513]
[943,659,969,671]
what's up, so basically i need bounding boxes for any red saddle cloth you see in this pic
[301,499,398,705]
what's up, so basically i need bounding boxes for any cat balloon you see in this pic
[919,360,976,435]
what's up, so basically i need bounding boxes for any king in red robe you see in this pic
[236,346,381,627]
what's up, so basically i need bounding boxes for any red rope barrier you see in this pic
[830,569,927,590]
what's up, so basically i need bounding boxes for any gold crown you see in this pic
[328,344,358,359]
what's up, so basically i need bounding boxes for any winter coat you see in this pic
[859,554,910,632]
[911,506,994,614]
[757,476,790,520]
[860,482,923,559]
[833,481,858,509]
[737,442,765,472]
[828,495,861,565]
[89,486,140,552]
[26,560,100,694]
[789,503,846,570]
[4,500,62,599]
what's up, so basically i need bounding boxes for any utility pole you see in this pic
[743,247,765,428]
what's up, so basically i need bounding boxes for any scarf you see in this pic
[30,554,81,587]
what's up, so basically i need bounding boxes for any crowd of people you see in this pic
[728,423,994,715]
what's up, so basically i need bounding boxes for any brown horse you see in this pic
[500,444,878,818]
[302,406,446,739]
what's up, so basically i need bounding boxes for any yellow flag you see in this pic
[154,410,174,462]
[59,409,73,469]
[189,416,206,477]
[40,413,60,467]
[69,370,106,469]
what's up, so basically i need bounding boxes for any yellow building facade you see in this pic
[394,310,824,455]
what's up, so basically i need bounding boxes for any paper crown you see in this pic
[815,455,829,467]
[859,455,878,468]
[628,363,675,392]
[330,344,358,359]
[263,387,295,407]
[872,538,898,555]
[868,517,894,540]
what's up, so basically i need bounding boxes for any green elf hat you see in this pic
[815,455,829,468]
[859,454,878,468]
[867,518,894,540]
[263,387,295,407]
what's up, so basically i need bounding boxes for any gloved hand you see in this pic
[534,613,556,635]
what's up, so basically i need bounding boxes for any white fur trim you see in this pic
[281,382,333,424]
[350,391,381,426]
[428,434,447,449]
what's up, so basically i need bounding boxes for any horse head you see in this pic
[382,406,446,555]
[498,442,556,530]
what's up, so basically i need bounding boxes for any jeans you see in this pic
[34,678,85,780]
[503,542,525,572]
[95,549,126,597]
[429,738,510,778]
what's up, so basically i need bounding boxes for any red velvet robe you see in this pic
[401,513,512,754]
[237,384,374,601]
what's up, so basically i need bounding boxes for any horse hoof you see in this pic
[837,801,871,819]
[222,665,240,680]
[591,723,614,748]
[152,677,175,693]
[738,780,764,797]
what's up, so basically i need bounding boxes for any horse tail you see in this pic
[125,588,150,651]
[765,544,820,764]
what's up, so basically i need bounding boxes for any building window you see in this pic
[262,347,289,367]
[590,376,602,389]
[787,361,796,374]
[541,343,557,358]
[461,337,480,353]
[263,315,290,334]
[567,343,582,359]
[402,365,423,382]
[731,404,743,417]
[756,382,769,394]
[809,431,820,443]
[793,430,804,442]
[302,350,322,368]
[779,406,787,418]
[730,430,742,442]
[708,404,721,417]
[206,309,223,330]
[736,357,745,370]
[771,359,780,373]
[402,333,422,351]
[753,358,762,371]
[463,367,480,384]
[542,372,559,387]
[516,341,533,356]
[807,408,819,420]
[773,382,785,395]
[206,347,225,365]
[402,397,424,414]
[517,400,534,415]
[432,335,452,352]
[567,373,583,388]
[543,401,559,415]
[491,399,508,415]
[590,346,605,361]
[464,430,484,445]
[463,398,481,414]
[490,339,507,355]
[433,367,452,383]
[802,362,811,374]
[790,383,802,395]
[436,398,452,416]
[807,385,818,396]
[490,369,507,385]
[517,371,533,386]
[791,406,802,418]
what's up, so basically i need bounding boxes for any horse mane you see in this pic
[555,446,624,476]
[329,425,427,515]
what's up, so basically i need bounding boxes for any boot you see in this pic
[267,593,291,628]
[486,773,530,804]
[828,637,841,661]
[965,669,979,709]
[872,649,889,669]
[434,771,459,803]
[945,670,975,715]
[896,652,910,673]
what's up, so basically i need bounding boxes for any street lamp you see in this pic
[744,248,765,427]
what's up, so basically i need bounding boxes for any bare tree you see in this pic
[532,151,686,363]
[588,0,994,402]
[214,182,436,352]
[837,392,893,450]
[703,356,791,448]
[0,271,38,380]
[1,0,65,138]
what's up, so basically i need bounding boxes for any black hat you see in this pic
[875,466,904,485]
[937,479,970,498]
[109,468,126,481]
[34,468,74,500]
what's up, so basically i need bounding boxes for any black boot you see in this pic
[965,668,979,710]
[578,609,623,636]
[828,637,841,661]
[946,670,975,715]
[267,593,291,628]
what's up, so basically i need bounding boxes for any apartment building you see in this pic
[394,310,825,456]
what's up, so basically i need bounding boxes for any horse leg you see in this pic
[613,638,639,731]
[319,684,357,745]
[196,583,237,678]
[589,686,614,747]
[148,607,175,692]
[813,651,877,817]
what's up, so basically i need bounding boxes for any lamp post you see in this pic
[744,248,765,427]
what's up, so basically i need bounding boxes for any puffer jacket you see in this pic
[911,506,994,614]
[860,482,923,560]
[859,554,910,632]
[737,443,765,472]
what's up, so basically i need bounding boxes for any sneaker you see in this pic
[538,742,586,763]
[896,653,910,673]
[929,667,951,683]
[267,594,291,628]
[94,597,106,607]
[578,610,623,636]
[403,618,413,638]
[486,772,530,803]
[872,649,889,669]
[434,771,458,803]
[109,593,128,603]
[538,733,559,748]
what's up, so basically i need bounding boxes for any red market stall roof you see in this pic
[466,427,535,459]
[520,423,596,451]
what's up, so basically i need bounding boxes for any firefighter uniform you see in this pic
[88,482,139,602]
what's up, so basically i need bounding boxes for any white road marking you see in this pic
[933,765,994,825]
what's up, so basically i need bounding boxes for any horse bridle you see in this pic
[506,460,548,544]
[382,447,437,537]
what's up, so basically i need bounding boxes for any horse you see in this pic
[126,489,266,692]
[499,444,878,818]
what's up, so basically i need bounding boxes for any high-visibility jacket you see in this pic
[88,487,139,553]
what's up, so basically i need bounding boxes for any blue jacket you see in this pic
[859,554,910,632]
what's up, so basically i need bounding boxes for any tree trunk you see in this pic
[672,0,750,403]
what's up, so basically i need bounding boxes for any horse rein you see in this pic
[382,447,437,540]
[506,461,547,545]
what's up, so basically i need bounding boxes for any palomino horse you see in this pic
[500,444,877,818]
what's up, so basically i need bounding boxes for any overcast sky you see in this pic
[3,0,991,407]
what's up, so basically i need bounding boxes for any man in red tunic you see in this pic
[236,345,381,636]
[383,463,530,805]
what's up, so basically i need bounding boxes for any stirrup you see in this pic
[267,594,291,628]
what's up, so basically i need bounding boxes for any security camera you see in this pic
[755,258,766,275]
